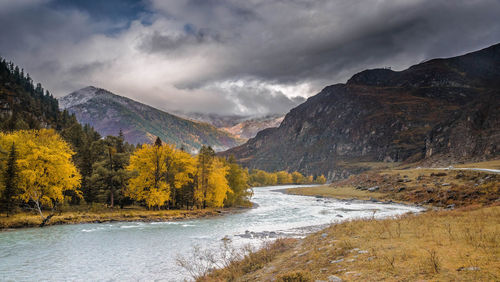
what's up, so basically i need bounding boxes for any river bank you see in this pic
[200,165,500,281]
[0,206,247,230]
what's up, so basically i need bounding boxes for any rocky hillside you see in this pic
[60,87,243,152]
[223,43,500,180]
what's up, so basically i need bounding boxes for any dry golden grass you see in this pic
[0,206,228,229]
[336,161,402,170]
[329,167,499,207]
[202,205,500,281]
[454,159,500,169]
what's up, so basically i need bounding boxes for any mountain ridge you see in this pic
[222,43,500,179]
[60,86,244,152]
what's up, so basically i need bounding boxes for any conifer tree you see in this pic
[1,143,19,216]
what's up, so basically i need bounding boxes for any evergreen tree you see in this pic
[154,136,162,147]
[90,136,131,208]
[1,143,19,216]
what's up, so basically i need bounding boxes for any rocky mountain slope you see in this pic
[175,112,285,139]
[220,114,284,139]
[222,43,500,180]
[60,87,243,152]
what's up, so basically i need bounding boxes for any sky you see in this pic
[1,0,500,116]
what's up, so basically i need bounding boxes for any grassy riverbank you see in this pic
[199,162,500,281]
[0,206,242,229]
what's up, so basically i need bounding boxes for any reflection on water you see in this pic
[0,185,422,281]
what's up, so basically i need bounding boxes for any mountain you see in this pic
[222,43,500,180]
[174,112,250,128]
[59,86,243,152]
[175,112,285,139]
[220,114,284,139]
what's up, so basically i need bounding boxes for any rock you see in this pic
[327,275,343,282]
[442,183,451,186]
[321,233,328,238]
[457,266,480,271]
[446,204,455,209]
[358,250,369,254]
[330,258,344,264]
[336,214,344,218]
[368,186,379,192]
[397,187,406,192]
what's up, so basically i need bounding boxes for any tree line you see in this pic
[0,128,326,219]
[249,169,326,187]
[0,129,255,217]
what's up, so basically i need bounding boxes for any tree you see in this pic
[291,171,306,184]
[0,143,19,216]
[0,129,81,225]
[276,171,292,185]
[196,146,216,208]
[249,169,277,186]
[224,156,252,207]
[90,136,131,207]
[205,158,230,208]
[315,174,327,184]
[167,149,196,209]
[126,141,174,209]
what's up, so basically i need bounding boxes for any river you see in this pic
[0,185,423,281]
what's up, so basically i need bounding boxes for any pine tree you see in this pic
[154,136,162,147]
[1,143,19,216]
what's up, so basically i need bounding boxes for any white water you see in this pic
[0,185,423,281]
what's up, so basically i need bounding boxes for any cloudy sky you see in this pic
[1,0,500,116]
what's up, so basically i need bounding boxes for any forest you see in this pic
[0,58,325,223]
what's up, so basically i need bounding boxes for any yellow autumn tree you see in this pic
[126,139,174,209]
[0,129,81,223]
[194,146,232,208]
[205,158,231,208]
[276,171,292,184]
[291,171,306,184]
[315,174,327,184]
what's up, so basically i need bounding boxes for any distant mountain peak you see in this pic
[59,86,104,109]
[58,87,243,151]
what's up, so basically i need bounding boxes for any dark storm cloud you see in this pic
[150,0,500,89]
[139,24,224,54]
[1,0,500,115]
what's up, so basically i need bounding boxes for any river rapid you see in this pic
[0,185,423,281]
